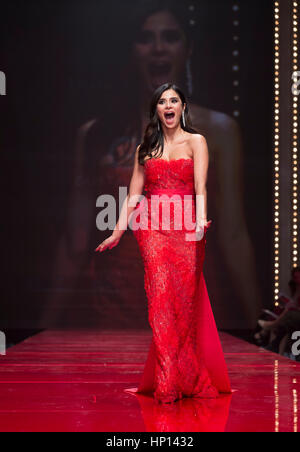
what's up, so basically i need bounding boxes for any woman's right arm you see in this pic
[95,145,145,252]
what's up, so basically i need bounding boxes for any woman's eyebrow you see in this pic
[159,97,179,101]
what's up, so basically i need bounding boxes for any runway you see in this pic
[0,330,299,432]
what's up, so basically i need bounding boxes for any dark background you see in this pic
[0,0,273,329]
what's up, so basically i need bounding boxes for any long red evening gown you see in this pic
[126,157,231,403]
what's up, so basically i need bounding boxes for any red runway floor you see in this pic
[0,330,299,432]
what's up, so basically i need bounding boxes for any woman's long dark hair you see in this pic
[138,83,199,165]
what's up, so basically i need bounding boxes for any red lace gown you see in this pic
[126,157,231,403]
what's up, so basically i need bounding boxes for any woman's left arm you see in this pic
[191,134,210,229]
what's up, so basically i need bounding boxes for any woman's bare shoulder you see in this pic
[185,131,207,146]
[190,103,238,133]
[189,103,242,162]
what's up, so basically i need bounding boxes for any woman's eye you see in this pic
[158,98,179,105]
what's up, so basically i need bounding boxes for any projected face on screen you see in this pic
[132,10,192,94]
[34,0,271,333]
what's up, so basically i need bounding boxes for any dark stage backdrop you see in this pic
[1,0,273,329]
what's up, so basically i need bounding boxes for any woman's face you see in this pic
[156,89,185,129]
[132,10,191,94]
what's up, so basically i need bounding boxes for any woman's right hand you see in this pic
[94,232,122,253]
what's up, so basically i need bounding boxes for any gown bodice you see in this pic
[143,158,195,194]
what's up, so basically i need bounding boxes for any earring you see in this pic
[182,111,186,128]
[186,58,193,97]
[157,121,160,132]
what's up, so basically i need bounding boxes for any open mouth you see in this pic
[148,62,172,88]
[164,112,175,121]
[149,62,171,76]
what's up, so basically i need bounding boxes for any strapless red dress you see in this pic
[125,158,231,403]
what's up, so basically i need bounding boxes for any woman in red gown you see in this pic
[95,83,231,403]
